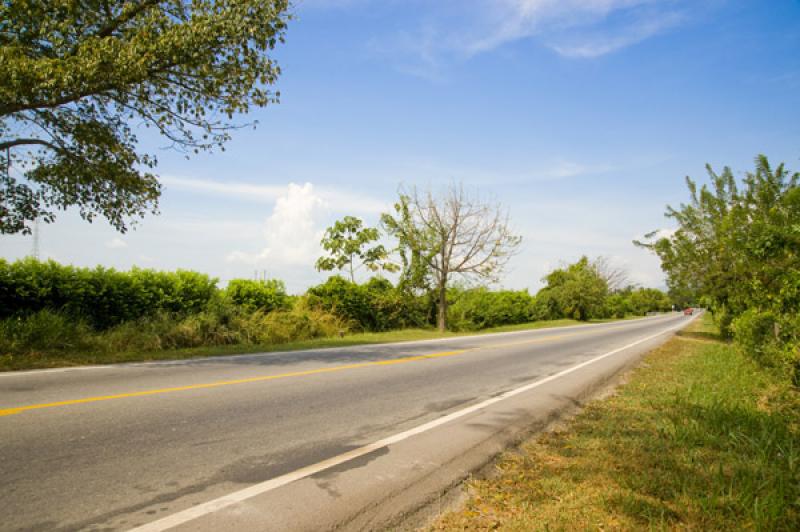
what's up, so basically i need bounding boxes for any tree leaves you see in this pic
[0,0,290,233]
[315,216,398,282]
[381,184,521,331]
[637,155,800,337]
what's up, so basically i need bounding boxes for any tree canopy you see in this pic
[0,0,291,234]
[636,155,800,334]
[315,216,397,282]
[637,155,800,381]
[381,184,521,331]
[536,256,609,321]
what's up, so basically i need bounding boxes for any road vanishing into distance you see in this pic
[1,313,696,532]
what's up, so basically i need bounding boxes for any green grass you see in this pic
[0,316,633,372]
[432,314,800,531]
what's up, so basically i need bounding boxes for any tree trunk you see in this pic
[437,279,447,332]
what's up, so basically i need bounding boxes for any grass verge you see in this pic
[432,314,800,531]
[0,316,638,372]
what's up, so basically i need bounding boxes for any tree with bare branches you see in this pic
[593,256,631,292]
[381,184,521,331]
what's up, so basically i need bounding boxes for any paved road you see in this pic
[0,313,695,531]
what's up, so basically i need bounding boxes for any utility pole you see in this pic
[32,218,40,260]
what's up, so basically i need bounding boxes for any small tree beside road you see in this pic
[315,216,397,282]
[382,184,521,331]
[537,256,609,321]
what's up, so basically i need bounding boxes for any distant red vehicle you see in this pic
[683,308,694,316]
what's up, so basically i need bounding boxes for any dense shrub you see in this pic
[236,305,345,345]
[529,290,560,321]
[362,277,430,330]
[0,258,218,328]
[0,304,347,358]
[305,275,429,332]
[224,279,289,312]
[732,309,800,382]
[628,287,672,315]
[638,156,800,382]
[533,268,673,321]
[537,257,609,321]
[605,292,632,319]
[0,309,95,353]
[305,276,372,329]
[448,286,534,331]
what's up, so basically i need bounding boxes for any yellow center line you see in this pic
[0,323,634,417]
[0,349,470,417]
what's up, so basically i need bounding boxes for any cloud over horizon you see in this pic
[366,0,695,78]
[225,182,326,268]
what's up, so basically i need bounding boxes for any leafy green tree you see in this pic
[636,155,800,337]
[380,193,433,295]
[381,184,521,331]
[628,287,672,315]
[0,0,290,234]
[606,288,633,318]
[315,216,398,282]
[537,257,609,321]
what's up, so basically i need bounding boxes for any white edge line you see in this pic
[128,313,698,532]
[0,313,680,378]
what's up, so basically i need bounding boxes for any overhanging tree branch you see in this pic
[0,138,61,151]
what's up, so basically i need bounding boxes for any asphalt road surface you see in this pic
[0,313,696,531]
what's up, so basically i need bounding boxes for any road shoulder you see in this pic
[430,314,800,531]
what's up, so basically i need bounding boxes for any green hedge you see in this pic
[224,279,289,312]
[447,286,535,331]
[731,309,800,383]
[305,276,430,332]
[0,258,218,329]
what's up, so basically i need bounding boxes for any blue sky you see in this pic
[2,0,799,292]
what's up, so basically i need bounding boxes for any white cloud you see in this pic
[544,160,615,179]
[106,237,127,249]
[226,183,326,267]
[463,0,668,55]
[162,175,285,202]
[162,175,388,214]
[370,0,695,77]
[547,9,685,58]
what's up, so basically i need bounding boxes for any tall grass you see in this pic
[433,314,800,530]
[0,304,348,367]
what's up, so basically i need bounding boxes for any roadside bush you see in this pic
[710,303,735,339]
[0,304,348,359]
[237,305,346,345]
[537,257,609,321]
[224,279,289,312]
[362,277,430,330]
[305,276,372,330]
[732,309,800,382]
[448,286,534,331]
[0,309,96,353]
[606,292,632,319]
[306,275,429,332]
[529,290,560,321]
[0,258,218,328]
